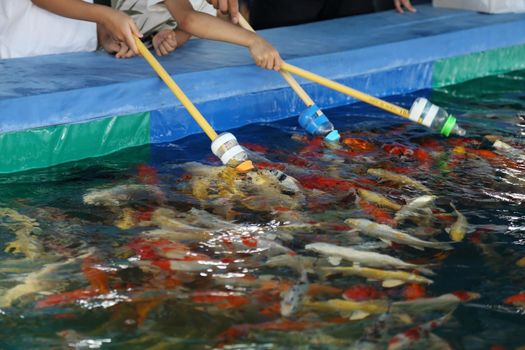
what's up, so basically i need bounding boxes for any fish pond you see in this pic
[0,70,524,350]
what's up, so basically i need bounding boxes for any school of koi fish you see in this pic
[0,72,524,349]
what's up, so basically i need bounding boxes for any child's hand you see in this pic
[152,29,178,56]
[99,7,142,55]
[248,37,283,71]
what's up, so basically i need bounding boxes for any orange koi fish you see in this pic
[504,292,525,307]
[191,290,250,310]
[36,289,100,308]
[82,257,110,294]
[403,283,426,300]
[343,285,384,301]
[383,143,414,157]
[137,164,158,185]
[342,137,376,152]
[298,175,358,192]
[357,199,397,227]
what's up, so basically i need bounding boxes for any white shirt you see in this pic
[0,0,97,59]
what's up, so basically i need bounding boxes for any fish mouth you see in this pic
[344,218,359,227]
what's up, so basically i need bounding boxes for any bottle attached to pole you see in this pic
[281,63,467,137]
[211,132,252,170]
[298,104,340,142]
[409,98,466,137]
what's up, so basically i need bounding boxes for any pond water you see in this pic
[0,70,524,350]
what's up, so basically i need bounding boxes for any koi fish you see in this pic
[343,285,385,301]
[517,257,525,267]
[367,169,432,194]
[83,184,164,207]
[392,291,480,314]
[345,218,452,251]
[36,288,100,308]
[357,189,402,211]
[0,257,79,307]
[492,140,525,161]
[357,199,397,227]
[447,203,468,242]
[298,175,358,192]
[503,292,525,308]
[304,298,389,320]
[265,254,319,274]
[394,195,436,224]
[137,164,158,185]
[403,283,427,300]
[383,143,414,157]
[280,280,309,317]
[191,291,250,310]
[305,242,434,275]
[1,208,43,260]
[320,265,433,288]
[387,312,453,350]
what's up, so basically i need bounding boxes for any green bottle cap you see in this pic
[440,115,456,137]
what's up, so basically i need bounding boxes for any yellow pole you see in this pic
[238,15,322,116]
[280,62,410,119]
[134,37,219,141]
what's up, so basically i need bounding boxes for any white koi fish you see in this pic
[345,218,452,251]
[394,195,436,223]
[305,242,433,275]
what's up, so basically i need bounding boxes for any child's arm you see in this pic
[164,0,282,70]
[31,0,142,54]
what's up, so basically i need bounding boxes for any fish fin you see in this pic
[417,266,435,276]
[380,238,393,246]
[382,279,406,288]
[409,245,425,251]
[395,313,413,324]
[345,311,371,320]
[445,227,451,234]
[347,229,359,234]
[328,256,342,266]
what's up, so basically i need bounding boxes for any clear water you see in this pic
[0,70,524,350]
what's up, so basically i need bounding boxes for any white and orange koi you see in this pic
[387,312,453,350]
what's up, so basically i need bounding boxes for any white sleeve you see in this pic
[0,0,97,59]
[190,0,217,16]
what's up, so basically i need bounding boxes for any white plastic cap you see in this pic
[211,132,247,166]
[409,97,428,123]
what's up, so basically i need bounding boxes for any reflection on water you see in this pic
[0,70,524,350]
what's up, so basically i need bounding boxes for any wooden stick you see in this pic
[238,15,322,116]
[280,62,410,119]
[134,37,219,141]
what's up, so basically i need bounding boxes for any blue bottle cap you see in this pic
[324,130,340,142]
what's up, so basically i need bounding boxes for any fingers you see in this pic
[274,54,283,71]
[115,42,134,59]
[153,31,177,56]
[394,0,416,13]
[394,0,403,13]
[218,0,229,14]
[402,0,417,12]
[125,21,142,55]
[228,0,239,23]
